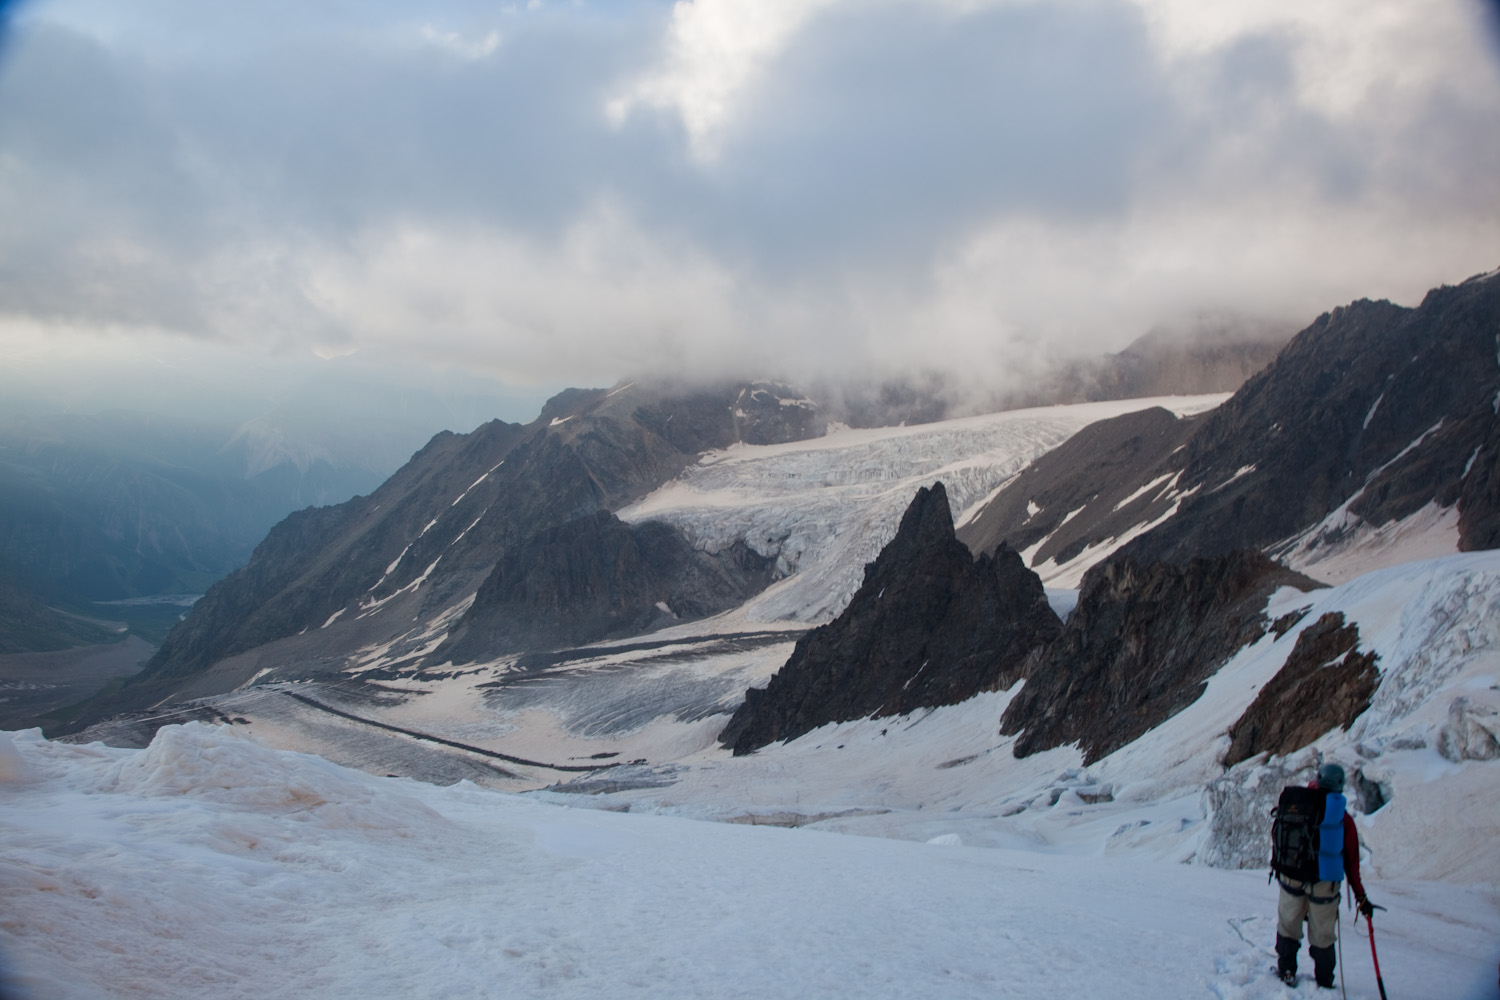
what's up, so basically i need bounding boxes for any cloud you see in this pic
[690,1,1177,277]
[298,206,748,383]
[0,0,1496,413]
[419,24,501,61]
[606,0,841,160]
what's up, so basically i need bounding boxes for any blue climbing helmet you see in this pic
[1317,763,1346,792]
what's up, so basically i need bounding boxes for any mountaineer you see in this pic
[1271,763,1376,989]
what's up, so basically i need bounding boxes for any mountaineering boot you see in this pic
[1276,934,1299,985]
[1308,943,1336,989]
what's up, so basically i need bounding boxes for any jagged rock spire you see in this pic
[719,482,1063,755]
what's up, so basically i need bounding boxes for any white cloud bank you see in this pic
[0,0,1495,409]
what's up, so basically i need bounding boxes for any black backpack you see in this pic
[1270,785,1327,882]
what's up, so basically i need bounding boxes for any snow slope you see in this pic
[502,553,1500,885]
[13,552,1496,998]
[3,722,1496,1000]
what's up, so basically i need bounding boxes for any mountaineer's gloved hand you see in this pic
[1356,895,1374,919]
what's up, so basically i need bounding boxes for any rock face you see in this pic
[718,483,1063,755]
[999,550,1321,764]
[721,491,1325,765]
[97,419,527,714]
[1138,272,1500,563]
[959,270,1500,578]
[435,512,775,661]
[1222,612,1379,767]
[957,406,1201,569]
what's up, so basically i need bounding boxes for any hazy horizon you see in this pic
[1,0,1497,433]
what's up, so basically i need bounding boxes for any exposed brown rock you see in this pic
[1223,611,1379,767]
[1269,605,1313,639]
[1000,550,1320,764]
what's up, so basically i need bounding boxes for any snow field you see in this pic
[616,395,1228,623]
[4,723,1495,1000]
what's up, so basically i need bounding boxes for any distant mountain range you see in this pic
[1,320,1284,665]
[44,271,1500,755]
[39,270,1499,907]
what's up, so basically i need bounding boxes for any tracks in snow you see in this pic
[280,690,625,774]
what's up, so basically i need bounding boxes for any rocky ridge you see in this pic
[435,512,776,662]
[718,483,1063,755]
[65,380,824,728]
[1000,551,1321,763]
[959,270,1500,581]
[728,493,1323,763]
[956,406,1200,576]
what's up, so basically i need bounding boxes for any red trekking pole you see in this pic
[1362,903,1389,1000]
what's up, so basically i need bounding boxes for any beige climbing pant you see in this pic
[1277,877,1341,949]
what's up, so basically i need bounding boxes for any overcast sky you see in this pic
[0,0,1497,423]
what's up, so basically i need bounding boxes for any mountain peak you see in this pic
[718,481,1062,755]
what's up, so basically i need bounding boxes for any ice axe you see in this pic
[1358,901,1389,1000]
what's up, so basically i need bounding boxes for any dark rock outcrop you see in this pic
[1000,550,1321,764]
[1223,612,1379,766]
[957,406,1200,567]
[435,512,775,661]
[1456,405,1500,551]
[1127,271,1500,565]
[718,482,1063,755]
